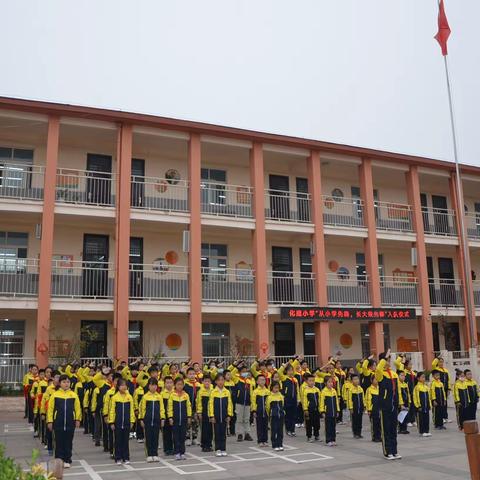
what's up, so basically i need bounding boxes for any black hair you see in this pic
[174,377,184,386]
[256,374,266,380]
[464,369,471,375]
[52,370,61,377]
[350,373,359,379]
[39,368,45,374]
[305,373,314,380]
[202,375,212,382]
[367,359,376,368]
[116,378,127,390]
[186,367,194,374]
[416,371,425,380]
[431,369,441,376]
[59,374,70,383]
[164,375,173,382]
[379,352,387,361]
[147,378,158,387]
[215,373,225,382]
[285,364,294,373]
[270,381,280,390]
[148,366,158,374]
[324,375,332,384]
[113,373,123,381]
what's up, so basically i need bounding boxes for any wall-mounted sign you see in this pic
[281,307,416,321]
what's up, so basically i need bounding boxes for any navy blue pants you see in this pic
[284,404,296,433]
[144,423,160,457]
[114,426,130,461]
[53,428,74,463]
[256,415,268,443]
[324,416,336,443]
[172,423,187,455]
[380,409,398,457]
[163,423,174,454]
[201,416,212,449]
[214,421,227,451]
[270,416,284,448]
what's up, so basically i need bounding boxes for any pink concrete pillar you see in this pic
[359,158,383,356]
[406,166,434,367]
[307,151,330,363]
[36,116,60,367]
[250,142,270,356]
[188,133,203,362]
[114,124,132,361]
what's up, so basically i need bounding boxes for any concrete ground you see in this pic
[0,398,472,480]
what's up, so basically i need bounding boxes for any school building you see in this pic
[0,96,479,371]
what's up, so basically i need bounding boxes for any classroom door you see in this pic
[131,158,145,207]
[81,320,107,358]
[82,234,109,297]
[299,247,314,303]
[432,195,449,234]
[444,322,461,351]
[272,246,293,302]
[438,257,455,305]
[427,256,436,305]
[274,323,296,356]
[296,177,310,222]
[86,154,112,205]
[129,237,144,298]
[269,175,290,220]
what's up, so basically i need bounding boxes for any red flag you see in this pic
[434,0,451,56]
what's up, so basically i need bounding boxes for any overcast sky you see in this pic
[1,1,479,166]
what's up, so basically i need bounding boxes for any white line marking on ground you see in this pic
[185,452,226,472]
[78,459,103,480]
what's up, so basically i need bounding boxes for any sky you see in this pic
[1,1,479,166]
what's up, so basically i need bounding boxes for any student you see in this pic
[320,376,339,446]
[224,370,237,436]
[375,349,403,460]
[196,375,214,452]
[103,374,121,457]
[334,360,346,425]
[108,378,135,465]
[430,370,447,430]
[348,374,365,439]
[47,374,81,469]
[184,367,201,445]
[251,374,270,446]
[365,377,381,442]
[209,373,233,457]
[432,356,451,423]
[41,372,61,455]
[266,381,285,451]
[278,360,299,437]
[139,378,164,462]
[454,370,469,430]
[160,376,175,455]
[232,364,255,442]
[24,364,39,424]
[356,355,376,392]
[168,377,192,461]
[398,371,411,434]
[91,368,113,448]
[301,373,321,442]
[464,369,479,422]
[413,372,431,437]
[341,373,353,423]
[31,369,48,439]
[133,382,145,443]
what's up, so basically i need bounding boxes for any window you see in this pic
[201,168,226,206]
[355,252,384,282]
[0,319,25,357]
[202,323,230,357]
[0,231,28,272]
[201,243,228,280]
[128,321,143,357]
[80,320,107,358]
[303,322,315,355]
[0,147,34,190]
[361,323,391,358]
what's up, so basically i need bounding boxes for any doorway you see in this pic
[274,323,296,356]
[131,159,145,208]
[299,248,314,303]
[272,246,293,303]
[129,237,144,298]
[269,175,290,220]
[420,193,430,232]
[438,257,456,305]
[427,256,436,305]
[296,177,309,222]
[432,195,449,234]
[86,154,112,205]
[82,234,109,297]
[81,320,107,358]
[444,322,461,351]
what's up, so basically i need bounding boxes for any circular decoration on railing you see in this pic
[155,179,168,193]
[165,169,181,185]
[328,260,339,272]
[331,188,344,201]
[324,197,335,209]
[337,266,350,280]
[153,257,169,274]
[340,333,353,349]
[165,333,182,351]
[165,250,179,265]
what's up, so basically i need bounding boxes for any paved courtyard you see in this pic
[0,401,472,480]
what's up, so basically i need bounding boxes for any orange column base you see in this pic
[369,321,384,357]
[314,321,330,365]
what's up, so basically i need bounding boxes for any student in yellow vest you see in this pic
[430,370,447,430]
[196,375,214,452]
[139,378,164,462]
[348,374,365,439]
[31,368,48,439]
[454,370,470,430]
[413,372,431,437]
[251,374,270,446]
[301,374,321,442]
[432,356,451,423]
[168,377,192,461]
[161,376,175,455]
[209,373,233,457]
[266,381,285,451]
[320,376,339,446]
[398,371,411,434]
[464,369,479,422]
[365,377,381,442]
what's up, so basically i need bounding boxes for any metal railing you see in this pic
[375,201,413,233]
[472,281,480,307]
[129,264,189,301]
[0,258,39,297]
[322,196,364,228]
[267,271,316,305]
[201,182,253,218]
[0,163,44,201]
[327,274,371,305]
[131,175,189,213]
[51,260,114,299]
[428,278,463,307]
[202,267,255,303]
[265,189,311,223]
[56,168,116,207]
[422,206,457,236]
[0,357,36,386]
[380,276,419,306]
[465,212,480,240]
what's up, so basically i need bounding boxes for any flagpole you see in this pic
[441,52,477,349]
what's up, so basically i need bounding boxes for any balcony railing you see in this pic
[51,260,114,299]
[201,182,253,218]
[472,281,480,307]
[0,259,39,297]
[428,278,463,307]
[465,212,480,240]
[422,207,457,236]
[131,175,189,213]
[375,201,413,233]
[327,274,370,305]
[202,267,255,303]
[56,168,116,207]
[267,271,315,305]
[322,196,364,228]
[129,264,189,301]
[265,190,311,223]
[380,276,419,306]
[0,163,45,201]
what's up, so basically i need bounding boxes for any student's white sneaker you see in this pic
[147,456,154,463]
[221,451,227,456]
[63,463,71,469]
[274,447,280,451]
[393,454,402,459]
[137,439,144,443]
[175,454,182,461]
[295,423,301,428]
[279,446,284,451]
[385,454,395,460]
[422,433,429,437]
[180,454,187,460]
[215,450,222,457]
[153,456,160,462]
[446,419,452,423]
[425,433,432,437]
[186,439,192,446]
[407,423,413,427]
[116,461,122,465]
[124,460,130,465]
[412,422,417,426]
[192,439,197,446]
